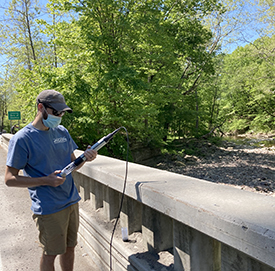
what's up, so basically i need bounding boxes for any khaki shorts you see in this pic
[33,203,79,255]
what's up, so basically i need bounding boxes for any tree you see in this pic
[1,0,224,159]
[219,35,275,133]
[0,0,43,70]
[0,77,9,132]
[41,0,222,149]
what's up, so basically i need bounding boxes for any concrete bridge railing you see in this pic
[2,133,275,271]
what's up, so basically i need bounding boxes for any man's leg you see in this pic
[60,247,75,271]
[40,254,57,271]
[60,203,79,271]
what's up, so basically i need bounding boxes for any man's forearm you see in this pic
[5,166,65,188]
[5,173,48,188]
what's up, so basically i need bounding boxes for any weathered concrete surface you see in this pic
[0,145,98,271]
[75,149,275,269]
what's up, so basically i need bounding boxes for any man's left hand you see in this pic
[83,146,97,162]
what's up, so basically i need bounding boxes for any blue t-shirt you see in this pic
[6,123,81,215]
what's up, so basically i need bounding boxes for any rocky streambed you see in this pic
[141,135,275,196]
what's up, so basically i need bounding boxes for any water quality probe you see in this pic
[60,126,129,271]
[60,127,121,177]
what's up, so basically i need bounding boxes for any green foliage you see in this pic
[42,0,220,154]
[219,35,275,134]
[0,0,226,160]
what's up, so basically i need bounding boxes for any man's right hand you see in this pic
[46,170,66,187]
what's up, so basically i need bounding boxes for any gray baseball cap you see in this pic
[36,89,72,113]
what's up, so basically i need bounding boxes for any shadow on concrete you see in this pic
[128,250,174,271]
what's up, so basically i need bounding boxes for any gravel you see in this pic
[140,137,275,196]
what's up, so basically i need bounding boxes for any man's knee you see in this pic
[42,253,57,262]
[40,254,57,271]
[65,247,75,254]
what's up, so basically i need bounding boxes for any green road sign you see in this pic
[8,111,21,120]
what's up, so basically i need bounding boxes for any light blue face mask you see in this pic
[43,113,62,129]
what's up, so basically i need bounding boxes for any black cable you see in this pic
[109,126,129,271]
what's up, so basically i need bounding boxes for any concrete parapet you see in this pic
[173,220,221,271]
[74,148,275,270]
[103,186,119,221]
[121,195,142,235]
[142,205,173,253]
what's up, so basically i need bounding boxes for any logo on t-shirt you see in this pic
[54,137,68,144]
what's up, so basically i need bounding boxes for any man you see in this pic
[5,89,97,271]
